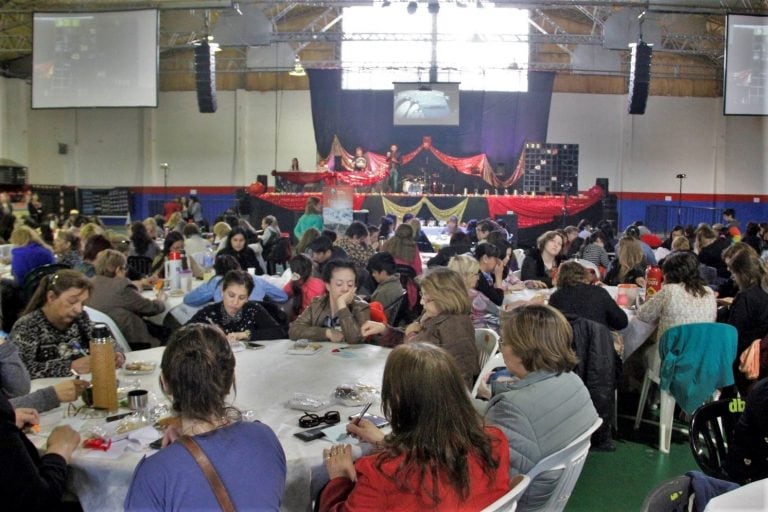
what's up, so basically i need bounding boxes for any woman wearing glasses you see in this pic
[362,268,478,388]
[10,269,125,379]
[317,343,510,511]
[125,324,287,510]
[289,260,370,344]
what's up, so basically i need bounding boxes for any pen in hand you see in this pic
[353,402,373,426]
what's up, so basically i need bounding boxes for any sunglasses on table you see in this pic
[299,410,341,428]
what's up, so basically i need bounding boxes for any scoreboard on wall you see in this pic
[521,143,579,195]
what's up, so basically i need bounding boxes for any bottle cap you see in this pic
[92,323,111,339]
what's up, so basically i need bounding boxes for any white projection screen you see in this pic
[724,14,768,115]
[33,9,158,108]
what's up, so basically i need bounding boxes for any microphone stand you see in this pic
[676,173,687,226]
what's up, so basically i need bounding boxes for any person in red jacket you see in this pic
[317,342,510,511]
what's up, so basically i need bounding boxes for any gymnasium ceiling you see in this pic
[1,0,767,95]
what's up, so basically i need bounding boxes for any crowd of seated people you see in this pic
[4,200,768,510]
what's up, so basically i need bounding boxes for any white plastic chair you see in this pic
[471,351,506,399]
[513,249,525,269]
[481,475,531,512]
[83,306,132,352]
[524,417,603,512]
[0,243,12,262]
[474,328,500,370]
[633,347,678,453]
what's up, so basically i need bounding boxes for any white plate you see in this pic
[287,343,322,355]
[123,361,157,375]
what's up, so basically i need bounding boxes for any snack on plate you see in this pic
[125,361,156,373]
[333,383,379,406]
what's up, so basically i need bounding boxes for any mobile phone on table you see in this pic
[294,426,326,442]
[149,437,164,450]
[245,342,265,350]
[348,413,389,428]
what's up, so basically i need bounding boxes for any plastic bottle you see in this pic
[165,251,183,290]
[90,323,118,411]
[202,247,215,282]
[645,265,663,297]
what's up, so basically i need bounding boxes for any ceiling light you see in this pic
[407,1,417,14]
[289,56,306,77]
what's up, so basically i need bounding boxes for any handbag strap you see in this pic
[178,435,235,512]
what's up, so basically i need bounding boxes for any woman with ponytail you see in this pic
[125,324,287,510]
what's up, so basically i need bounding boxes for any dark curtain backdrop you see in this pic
[308,69,555,166]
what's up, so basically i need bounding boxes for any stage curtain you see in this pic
[486,186,604,228]
[308,69,554,187]
[382,196,468,223]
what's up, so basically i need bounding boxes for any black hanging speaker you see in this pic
[194,42,217,113]
[628,42,652,115]
[595,178,609,196]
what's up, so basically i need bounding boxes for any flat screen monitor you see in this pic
[33,9,158,108]
[724,14,768,115]
[393,82,460,126]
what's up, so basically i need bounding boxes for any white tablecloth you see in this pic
[503,285,656,360]
[704,478,768,511]
[32,340,391,511]
[142,283,202,326]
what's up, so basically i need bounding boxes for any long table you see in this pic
[32,339,391,511]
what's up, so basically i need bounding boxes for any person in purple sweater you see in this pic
[125,324,286,511]
[10,225,56,285]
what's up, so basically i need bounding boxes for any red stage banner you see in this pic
[486,186,604,228]
[258,187,603,229]
[260,193,367,212]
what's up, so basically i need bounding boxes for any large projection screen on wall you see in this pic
[724,14,768,115]
[33,9,158,108]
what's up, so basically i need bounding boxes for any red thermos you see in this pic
[645,265,663,297]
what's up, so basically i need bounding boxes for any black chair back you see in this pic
[689,399,742,480]
[639,475,692,512]
[126,256,154,278]
[22,263,71,303]
[384,290,407,327]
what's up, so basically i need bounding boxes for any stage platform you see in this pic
[247,189,605,248]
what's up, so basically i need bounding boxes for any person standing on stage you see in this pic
[386,144,400,193]
[291,157,300,171]
[353,147,367,172]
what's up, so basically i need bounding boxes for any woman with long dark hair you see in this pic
[217,227,261,275]
[150,231,185,276]
[125,324,286,510]
[128,221,159,260]
[318,343,510,511]
[637,251,716,337]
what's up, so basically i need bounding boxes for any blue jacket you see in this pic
[11,243,55,284]
[659,323,737,415]
[183,275,288,307]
